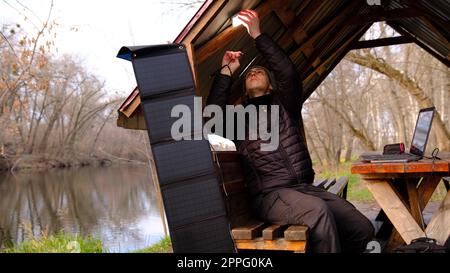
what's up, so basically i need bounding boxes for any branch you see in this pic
[316,91,376,151]
[0,0,54,106]
[27,0,54,71]
[0,30,18,59]
[346,51,450,149]
[2,0,40,30]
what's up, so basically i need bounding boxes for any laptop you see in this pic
[360,107,436,163]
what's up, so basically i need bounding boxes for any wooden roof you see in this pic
[118,0,450,130]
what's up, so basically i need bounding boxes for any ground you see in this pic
[352,201,440,235]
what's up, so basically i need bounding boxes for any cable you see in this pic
[210,62,233,78]
[431,147,441,160]
[210,142,229,198]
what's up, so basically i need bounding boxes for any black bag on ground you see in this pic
[394,237,447,253]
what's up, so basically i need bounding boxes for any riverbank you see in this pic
[134,236,173,253]
[2,200,443,253]
[0,154,145,173]
[1,232,104,253]
[1,233,172,253]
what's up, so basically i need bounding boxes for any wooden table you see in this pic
[351,160,450,250]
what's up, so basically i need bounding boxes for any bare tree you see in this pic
[346,51,450,150]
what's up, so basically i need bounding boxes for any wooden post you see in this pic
[406,178,424,228]
[145,139,169,238]
[364,179,425,244]
[425,190,450,245]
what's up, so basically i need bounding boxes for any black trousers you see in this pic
[252,184,374,253]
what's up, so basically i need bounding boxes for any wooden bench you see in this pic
[212,151,349,253]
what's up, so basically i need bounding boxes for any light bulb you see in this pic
[232,15,243,28]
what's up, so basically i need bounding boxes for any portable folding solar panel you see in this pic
[118,44,194,98]
[141,94,197,142]
[117,44,235,253]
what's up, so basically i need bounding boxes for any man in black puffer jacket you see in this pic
[206,10,374,253]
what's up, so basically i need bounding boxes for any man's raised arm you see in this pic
[206,51,242,108]
[205,51,242,140]
[237,10,302,119]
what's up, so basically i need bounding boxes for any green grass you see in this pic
[316,162,374,202]
[1,233,173,253]
[134,236,172,253]
[431,183,447,201]
[1,232,103,253]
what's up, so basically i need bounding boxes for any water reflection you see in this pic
[0,164,165,252]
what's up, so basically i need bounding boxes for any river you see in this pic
[0,164,166,253]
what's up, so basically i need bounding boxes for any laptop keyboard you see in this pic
[360,153,421,162]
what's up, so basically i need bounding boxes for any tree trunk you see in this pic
[344,132,354,162]
[90,108,115,155]
[346,52,450,150]
[305,130,325,167]
[319,93,376,151]
[387,84,407,144]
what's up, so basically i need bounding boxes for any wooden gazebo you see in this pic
[117,0,449,129]
[116,0,450,253]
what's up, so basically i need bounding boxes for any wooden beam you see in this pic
[275,0,318,47]
[262,224,285,240]
[323,179,336,190]
[364,179,425,244]
[234,238,306,252]
[444,177,450,191]
[290,0,362,61]
[350,36,415,50]
[175,0,227,89]
[406,178,424,228]
[232,222,266,240]
[417,176,442,212]
[346,8,422,25]
[425,190,450,245]
[268,0,296,27]
[328,176,349,196]
[312,178,328,188]
[195,2,274,64]
[117,110,146,131]
[292,0,364,76]
[290,1,329,45]
[118,88,139,116]
[303,25,369,85]
[302,24,372,102]
[294,0,313,16]
[184,44,199,93]
[284,225,309,241]
[122,94,141,118]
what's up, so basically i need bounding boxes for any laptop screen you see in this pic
[410,107,435,156]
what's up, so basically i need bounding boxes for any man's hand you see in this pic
[221,51,243,76]
[236,10,261,39]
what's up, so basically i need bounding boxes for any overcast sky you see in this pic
[0,0,203,96]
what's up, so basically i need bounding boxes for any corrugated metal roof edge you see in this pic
[119,87,139,113]
[173,0,215,44]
